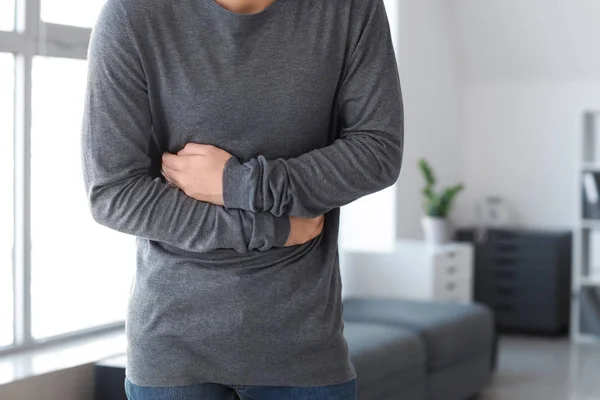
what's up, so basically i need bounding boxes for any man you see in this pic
[81,0,403,399]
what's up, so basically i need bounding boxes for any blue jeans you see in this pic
[124,377,357,400]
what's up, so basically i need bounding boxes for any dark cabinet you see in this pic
[95,355,127,400]
[456,228,572,334]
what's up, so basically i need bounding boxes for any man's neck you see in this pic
[213,0,278,14]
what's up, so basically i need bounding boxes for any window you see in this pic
[41,0,107,28]
[0,53,15,348]
[0,0,15,31]
[30,57,135,339]
[1,0,132,352]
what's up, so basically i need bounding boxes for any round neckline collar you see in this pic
[206,0,286,19]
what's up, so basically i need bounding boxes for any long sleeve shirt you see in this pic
[81,0,403,387]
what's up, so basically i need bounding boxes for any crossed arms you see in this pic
[81,0,403,253]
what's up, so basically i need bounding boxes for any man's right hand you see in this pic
[284,215,325,247]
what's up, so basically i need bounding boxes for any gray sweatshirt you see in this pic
[81,0,403,387]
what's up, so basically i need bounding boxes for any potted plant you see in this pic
[418,159,464,245]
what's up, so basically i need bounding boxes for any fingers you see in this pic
[307,215,325,240]
[162,152,189,171]
[284,215,326,247]
[161,164,182,188]
[315,216,325,236]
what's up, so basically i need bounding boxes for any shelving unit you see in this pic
[581,162,600,172]
[572,111,600,343]
[580,276,600,286]
[581,219,600,228]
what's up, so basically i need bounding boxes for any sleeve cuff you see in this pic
[247,211,290,250]
[272,214,291,248]
[222,156,255,211]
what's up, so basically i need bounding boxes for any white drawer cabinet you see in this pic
[341,240,474,303]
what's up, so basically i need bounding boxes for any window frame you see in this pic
[0,0,124,356]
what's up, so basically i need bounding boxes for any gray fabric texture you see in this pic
[343,298,495,372]
[81,0,403,387]
[344,322,426,388]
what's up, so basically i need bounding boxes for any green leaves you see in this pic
[418,159,464,218]
[419,159,436,187]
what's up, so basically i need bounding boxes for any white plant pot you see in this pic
[421,216,450,245]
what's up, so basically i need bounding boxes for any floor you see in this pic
[478,335,600,400]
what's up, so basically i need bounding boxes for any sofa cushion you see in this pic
[343,298,494,372]
[344,321,426,388]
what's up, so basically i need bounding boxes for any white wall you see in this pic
[456,82,600,229]
[447,1,600,229]
[392,0,463,239]
[448,0,600,82]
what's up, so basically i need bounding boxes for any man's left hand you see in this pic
[161,143,233,206]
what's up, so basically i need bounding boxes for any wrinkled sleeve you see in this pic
[222,0,403,218]
[81,0,290,252]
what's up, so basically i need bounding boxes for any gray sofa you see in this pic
[343,298,496,400]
